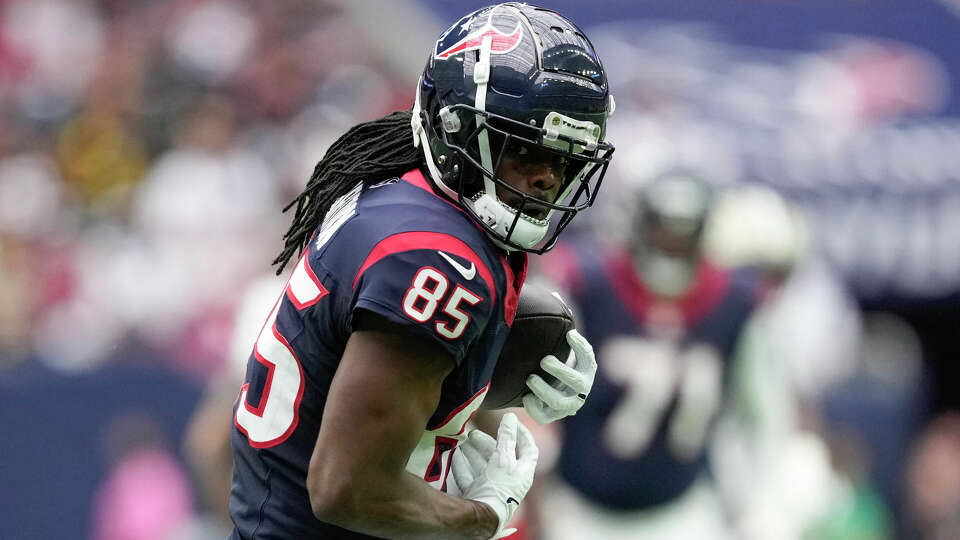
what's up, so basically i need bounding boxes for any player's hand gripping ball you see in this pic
[483,284,596,423]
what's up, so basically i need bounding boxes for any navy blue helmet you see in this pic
[412,2,615,253]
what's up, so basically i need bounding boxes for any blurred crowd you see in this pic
[0,0,411,538]
[0,0,409,377]
[1,1,958,539]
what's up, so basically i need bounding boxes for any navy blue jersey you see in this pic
[229,170,526,539]
[546,244,758,511]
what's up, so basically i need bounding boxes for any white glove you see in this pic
[448,427,494,497]
[523,329,596,425]
[459,413,539,539]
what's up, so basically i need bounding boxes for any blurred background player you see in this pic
[529,172,752,540]
[527,173,837,540]
[701,185,861,540]
[183,273,286,536]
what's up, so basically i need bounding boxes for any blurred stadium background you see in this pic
[1,1,958,539]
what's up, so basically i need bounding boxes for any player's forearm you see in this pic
[310,471,499,540]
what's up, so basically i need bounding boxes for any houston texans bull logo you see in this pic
[435,10,523,60]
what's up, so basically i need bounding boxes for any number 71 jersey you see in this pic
[230,170,524,540]
[549,245,759,511]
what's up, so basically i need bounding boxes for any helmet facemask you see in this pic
[414,97,614,253]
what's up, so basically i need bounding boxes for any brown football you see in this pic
[482,283,575,410]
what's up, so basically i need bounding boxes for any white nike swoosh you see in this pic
[437,251,476,280]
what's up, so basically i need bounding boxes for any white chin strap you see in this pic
[472,193,548,250]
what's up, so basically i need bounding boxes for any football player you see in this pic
[532,173,763,540]
[228,4,613,539]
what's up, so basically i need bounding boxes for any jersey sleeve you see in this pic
[352,243,495,365]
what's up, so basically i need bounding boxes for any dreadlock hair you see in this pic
[272,110,425,274]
